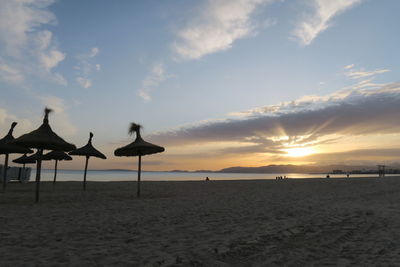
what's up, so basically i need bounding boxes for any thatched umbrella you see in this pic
[43,151,72,184]
[0,122,32,191]
[69,132,106,191]
[13,153,36,166]
[12,108,76,202]
[26,150,47,161]
[114,123,164,197]
[13,153,36,181]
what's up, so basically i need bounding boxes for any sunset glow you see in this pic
[284,147,316,157]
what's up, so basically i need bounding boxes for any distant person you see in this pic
[205,177,210,181]
[326,174,330,178]
[347,173,350,178]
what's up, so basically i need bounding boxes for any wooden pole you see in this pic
[53,160,58,184]
[35,149,43,203]
[18,167,21,182]
[137,155,141,197]
[2,153,9,192]
[21,163,26,182]
[83,156,89,191]
[22,163,26,183]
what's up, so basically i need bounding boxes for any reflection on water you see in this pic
[29,169,393,182]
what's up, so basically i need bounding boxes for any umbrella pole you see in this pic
[22,163,26,182]
[35,149,43,203]
[137,155,141,197]
[83,156,89,191]
[2,153,9,192]
[53,160,58,184]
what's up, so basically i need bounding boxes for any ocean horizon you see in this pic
[28,169,395,182]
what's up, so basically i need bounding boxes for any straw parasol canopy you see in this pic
[44,150,73,161]
[114,123,164,197]
[0,122,32,191]
[26,150,48,161]
[12,109,76,151]
[69,132,106,191]
[13,153,36,165]
[12,108,76,202]
[43,151,72,184]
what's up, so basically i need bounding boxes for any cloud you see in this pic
[53,72,67,86]
[344,65,390,80]
[173,0,274,60]
[293,0,362,45]
[0,0,66,85]
[74,47,101,88]
[143,0,274,100]
[150,82,400,153]
[343,64,355,70]
[40,96,77,136]
[89,47,100,57]
[0,58,24,83]
[35,30,66,71]
[138,63,168,101]
[217,142,282,155]
[0,0,55,56]
[76,77,92,89]
[0,107,33,136]
[340,65,390,93]
[0,96,77,141]
[297,148,400,165]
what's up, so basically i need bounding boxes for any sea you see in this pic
[31,169,396,182]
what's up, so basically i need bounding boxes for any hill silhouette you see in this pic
[216,164,400,174]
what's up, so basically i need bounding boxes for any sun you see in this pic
[284,147,315,157]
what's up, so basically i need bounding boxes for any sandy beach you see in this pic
[1,177,400,266]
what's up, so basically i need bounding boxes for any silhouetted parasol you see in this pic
[13,153,36,166]
[114,123,164,197]
[13,153,36,181]
[0,122,32,191]
[25,150,46,161]
[12,108,76,202]
[69,132,106,191]
[43,151,72,184]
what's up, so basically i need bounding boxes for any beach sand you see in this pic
[1,177,400,266]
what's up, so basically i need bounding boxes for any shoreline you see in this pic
[15,169,400,183]
[10,175,400,183]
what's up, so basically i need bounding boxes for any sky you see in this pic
[0,0,399,171]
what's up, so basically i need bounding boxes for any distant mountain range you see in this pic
[217,164,400,174]
[168,164,400,174]
[83,163,400,174]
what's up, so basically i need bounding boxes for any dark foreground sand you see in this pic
[1,177,400,266]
